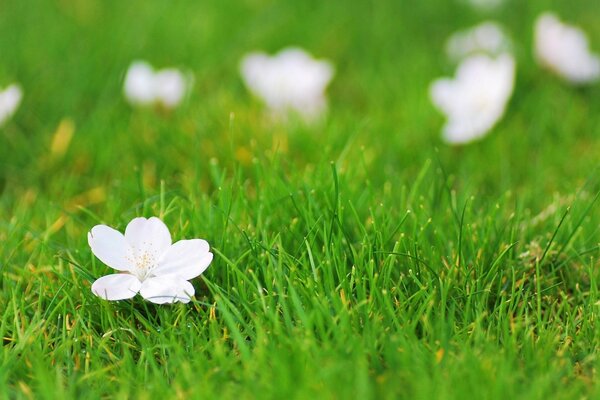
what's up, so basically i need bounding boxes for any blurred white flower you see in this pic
[0,84,22,127]
[430,54,515,145]
[535,13,600,84]
[89,217,213,304]
[240,47,334,121]
[123,61,190,109]
[446,22,511,61]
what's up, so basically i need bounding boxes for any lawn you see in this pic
[1,0,599,398]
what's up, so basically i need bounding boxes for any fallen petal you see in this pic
[139,276,195,304]
[124,217,172,257]
[154,239,213,280]
[91,274,142,300]
[88,225,134,271]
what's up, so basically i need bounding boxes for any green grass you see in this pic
[1,0,600,398]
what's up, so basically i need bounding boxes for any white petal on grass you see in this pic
[123,61,156,106]
[534,13,600,84]
[240,47,334,121]
[446,22,511,61]
[123,60,190,108]
[124,217,172,257]
[139,276,195,304]
[91,274,142,300]
[88,225,134,271]
[0,84,23,127]
[154,239,213,280]
[430,53,515,145]
[153,69,188,108]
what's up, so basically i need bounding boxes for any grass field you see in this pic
[1,0,599,398]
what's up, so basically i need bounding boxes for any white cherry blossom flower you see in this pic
[123,61,190,109]
[534,13,600,85]
[89,217,213,304]
[0,84,22,127]
[446,22,511,61]
[430,53,515,145]
[240,47,334,121]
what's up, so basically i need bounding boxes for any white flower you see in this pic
[0,84,22,127]
[240,47,334,121]
[123,61,190,109]
[446,22,511,61]
[89,217,213,304]
[430,53,515,145]
[534,13,600,84]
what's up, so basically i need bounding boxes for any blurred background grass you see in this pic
[1,0,598,204]
[0,0,599,398]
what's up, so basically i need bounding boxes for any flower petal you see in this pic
[124,217,172,256]
[153,239,213,280]
[88,225,134,271]
[0,84,23,126]
[91,274,142,301]
[154,69,187,108]
[123,61,156,106]
[139,276,195,304]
